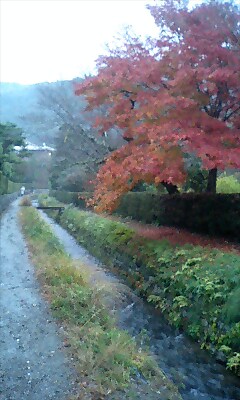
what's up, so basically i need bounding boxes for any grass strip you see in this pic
[38,195,240,376]
[19,206,181,400]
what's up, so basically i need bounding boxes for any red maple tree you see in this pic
[76,0,240,212]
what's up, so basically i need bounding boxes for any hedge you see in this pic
[50,190,90,208]
[39,199,240,375]
[50,190,240,241]
[117,192,240,241]
[0,171,23,195]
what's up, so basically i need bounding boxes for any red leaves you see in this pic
[75,0,240,211]
[116,218,240,255]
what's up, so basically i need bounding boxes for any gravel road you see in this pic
[0,200,77,400]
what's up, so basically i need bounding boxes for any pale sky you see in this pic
[0,0,160,84]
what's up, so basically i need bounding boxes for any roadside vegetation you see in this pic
[0,123,27,195]
[19,206,181,400]
[3,0,240,396]
[217,174,240,194]
[38,196,240,376]
[19,195,32,206]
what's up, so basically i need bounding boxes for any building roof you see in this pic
[14,141,55,152]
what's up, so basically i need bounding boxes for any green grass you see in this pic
[19,206,181,399]
[217,174,240,194]
[38,196,240,376]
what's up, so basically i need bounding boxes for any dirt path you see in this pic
[0,200,77,400]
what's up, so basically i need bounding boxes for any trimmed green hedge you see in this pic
[49,190,240,240]
[0,172,8,194]
[41,198,240,375]
[0,171,23,195]
[50,190,90,208]
[117,193,240,241]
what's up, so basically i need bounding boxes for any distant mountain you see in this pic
[0,79,86,146]
[0,79,123,152]
[1,82,37,119]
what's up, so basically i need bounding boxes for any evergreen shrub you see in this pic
[49,190,240,240]
[117,193,240,241]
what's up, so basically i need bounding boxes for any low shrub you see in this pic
[50,190,240,240]
[117,192,240,241]
[0,171,23,194]
[47,204,240,375]
[49,190,90,208]
[19,196,32,206]
[38,193,61,207]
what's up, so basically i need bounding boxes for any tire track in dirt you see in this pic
[0,200,77,400]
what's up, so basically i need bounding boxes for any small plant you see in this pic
[227,352,240,375]
[19,196,32,206]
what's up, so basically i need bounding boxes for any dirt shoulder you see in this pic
[0,200,77,400]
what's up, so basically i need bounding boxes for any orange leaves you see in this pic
[74,1,240,210]
[88,141,186,212]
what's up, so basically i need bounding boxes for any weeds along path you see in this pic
[21,207,182,400]
[38,209,240,400]
[0,200,77,400]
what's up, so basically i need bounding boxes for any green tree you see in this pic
[0,122,26,180]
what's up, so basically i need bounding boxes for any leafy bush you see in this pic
[19,196,32,206]
[117,192,240,240]
[49,190,90,208]
[38,193,60,207]
[49,190,240,240]
[0,171,22,195]
[217,174,240,194]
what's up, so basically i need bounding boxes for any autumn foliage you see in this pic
[75,0,240,212]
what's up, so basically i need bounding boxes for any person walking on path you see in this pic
[20,186,26,196]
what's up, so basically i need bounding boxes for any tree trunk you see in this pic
[206,168,217,193]
[161,181,179,194]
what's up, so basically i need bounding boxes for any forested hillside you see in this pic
[0,79,123,191]
[0,80,84,145]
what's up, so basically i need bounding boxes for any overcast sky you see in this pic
[0,0,162,85]
[1,0,216,85]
